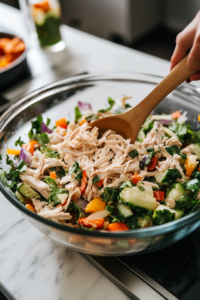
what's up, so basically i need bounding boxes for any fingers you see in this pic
[188,15,200,70]
[170,13,198,71]
[190,71,200,81]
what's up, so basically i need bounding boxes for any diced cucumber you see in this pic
[137,129,145,142]
[166,183,185,201]
[17,183,40,199]
[155,172,165,184]
[193,144,200,159]
[15,191,25,204]
[118,203,133,218]
[151,115,172,121]
[120,186,158,211]
[57,193,68,204]
[163,127,177,138]
[153,204,184,225]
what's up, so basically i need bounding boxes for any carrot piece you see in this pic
[153,191,165,201]
[171,110,182,119]
[55,118,68,129]
[78,217,104,229]
[79,119,86,126]
[50,171,57,179]
[26,203,36,213]
[22,143,35,155]
[132,174,142,185]
[33,1,50,12]
[147,155,157,170]
[108,223,129,231]
[80,170,87,194]
[7,149,21,155]
[29,140,38,145]
[96,179,104,187]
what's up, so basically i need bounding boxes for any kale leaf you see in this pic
[40,146,60,158]
[129,150,139,158]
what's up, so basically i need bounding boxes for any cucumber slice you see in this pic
[17,183,40,199]
[163,127,177,138]
[155,172,165,184]
[15,191,25,204]
[193,144,200,159]
[118,203,133,218]
[57,193,68,204]
[120,186,158,211]
[166,183,185,201]
[153,204,183,225]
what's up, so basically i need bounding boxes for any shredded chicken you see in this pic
[19,174,51,199]
[181,144,194,156]
[166,199,176,209]
[38,206,72,221]
[165,137,182,147]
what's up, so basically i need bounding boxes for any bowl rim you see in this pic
[0,31,27,74]
[1,71,200,238]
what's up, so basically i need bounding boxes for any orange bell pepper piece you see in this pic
[50,171,57,179]
[26,203,36,213]
[7,149,21,155]
[108,223,129,231]
[55,118,68,129]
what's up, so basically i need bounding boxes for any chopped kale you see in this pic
[187,129,200,144]
[92,175,100,185]
[102,187,118,203]
[33,133,49,145]
[15,137,25,147]
[165,146,180,156]
[160,168,182,186]
[5,157,27,192]
[143,121,154,134]
[129,150,139,158]
[45,177,67,204]
[139,186,145,191]
[169,123,188,143]
[105,205,115,214]
[98,97,115,113]
[70,161,83,180]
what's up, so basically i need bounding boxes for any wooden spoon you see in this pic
[91,54,197,143]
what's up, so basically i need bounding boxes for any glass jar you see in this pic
[19,0,65,51]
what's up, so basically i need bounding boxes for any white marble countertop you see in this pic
[0,3,173,300]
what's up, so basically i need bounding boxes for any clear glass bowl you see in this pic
[1,73,200,256]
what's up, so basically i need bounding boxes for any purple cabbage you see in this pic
[140,155,148,170]
[78,101,92,111]
[76,199,88,209]
[41,122,53,134]
[158,119,172,126]
[19,148,32,166]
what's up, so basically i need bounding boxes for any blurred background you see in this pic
[1,0,199,60]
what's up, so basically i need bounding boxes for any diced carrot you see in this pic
[55,118,67,129]
[80,170,87,194]
[153,191,165,201]
[79,119,86,126]
[132,174,142,185]
[50,171,57,179]
[147,155,157,170]
[22,143,35,155]
[108,223,129,231]
[26,203,36,213]
[7,149,21,155]
[171,110,182,119]
[96,179,104,187]
[29,140,38,145]
[78,217,104,229]
[33,1,50,12]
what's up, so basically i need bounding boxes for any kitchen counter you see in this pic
[0,3,173,300]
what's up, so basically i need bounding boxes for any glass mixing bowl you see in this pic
[1,72,200,256]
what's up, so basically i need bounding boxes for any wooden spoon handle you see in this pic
[127,54,197,128]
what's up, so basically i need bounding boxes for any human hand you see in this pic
[170,11,200,82]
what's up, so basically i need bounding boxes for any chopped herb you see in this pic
[139,186,145,191]
[33,133,49,145]
[169,123,188,142]
[125,103,132,109]
[74,106,82,123]
[144,150,155,166]
[46,118,51,126]
[85,114,97,122]
[105,205,114,214]
[129,150,139,158]
[5,157,27,192]
[40,146,60,158]
[165,146,180,156]
[15,137,25,147]
[70,161,83,180]
[119,181,133,192]
[92,175,100,185]
[0,154,2,161]
[98,97,115,113]
[45,177,67,204]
